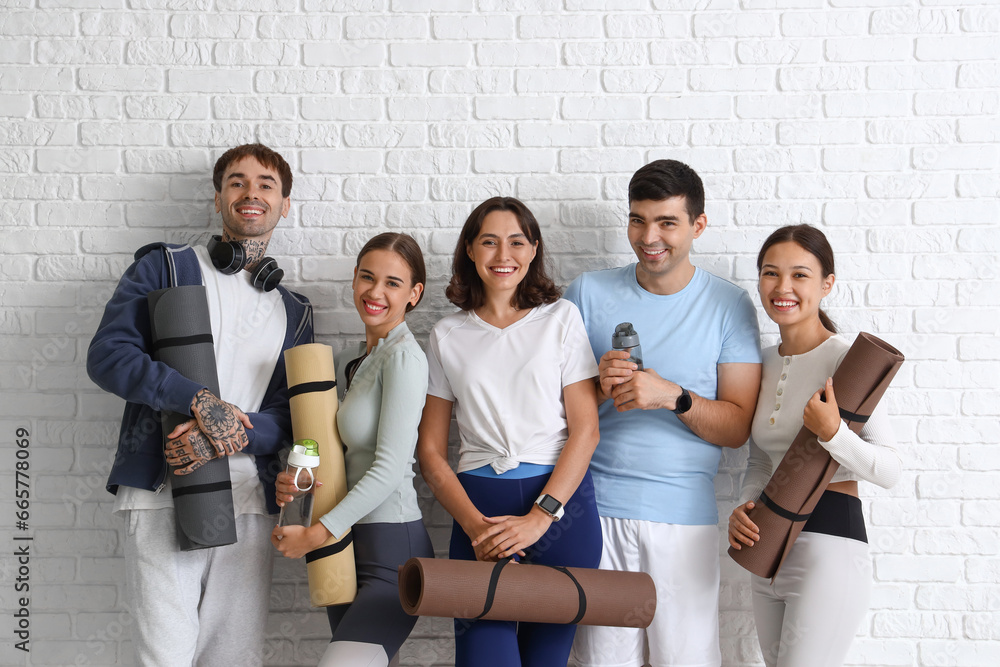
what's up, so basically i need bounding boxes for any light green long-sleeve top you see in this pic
[318,322,427,539]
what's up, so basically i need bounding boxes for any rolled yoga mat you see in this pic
[398,557,657,628]
[148,285,237,551]
[729,332,904,580]
[284,343,357,607]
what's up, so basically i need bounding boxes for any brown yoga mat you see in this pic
[284,343,357,607]
[398,557,656,628]
[729,332,904,580]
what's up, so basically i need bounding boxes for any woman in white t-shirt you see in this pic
[417,196,603,667]
[728,224,902,667]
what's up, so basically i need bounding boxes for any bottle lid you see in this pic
[612,322,640,349]
[287,439,320,468]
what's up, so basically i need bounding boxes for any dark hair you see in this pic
[445,197,560,311]
[628,159,705,222]
[213,144,293,198]
[356,232,427,312]
[757,224,837,334]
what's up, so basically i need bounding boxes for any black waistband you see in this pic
[801,490,867,544]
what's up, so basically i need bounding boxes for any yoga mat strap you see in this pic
[474,558,510,619]
[287,380,336,398]
[552,565,587,625]
[758,491,812,523]
[150,333,214,354]
[305,531,353,564]
[171,480,233,498]
[838,407,870,424]
[474,558,588,624]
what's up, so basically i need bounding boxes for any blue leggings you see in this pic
[450,471,603,667]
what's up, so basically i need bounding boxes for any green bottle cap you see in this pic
[295,439,319,457]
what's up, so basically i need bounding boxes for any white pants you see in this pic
[569,516,722,667]
[751,531,872,667]
[123,509,275,667]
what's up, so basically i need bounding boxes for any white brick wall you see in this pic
[1,2,998,666]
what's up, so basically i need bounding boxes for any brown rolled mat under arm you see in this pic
[398,557,656,628]
[284,343,357,607]
[729,332,904,580]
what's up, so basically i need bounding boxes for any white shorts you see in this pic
[569,516,722,667]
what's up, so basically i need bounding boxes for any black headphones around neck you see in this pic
[207,235,284,293]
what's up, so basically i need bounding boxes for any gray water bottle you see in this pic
[612,322,643,370]
[277,439,320,529]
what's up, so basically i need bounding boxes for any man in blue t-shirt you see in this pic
[566,160,762,667]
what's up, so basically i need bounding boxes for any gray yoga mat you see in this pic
[148,285,237,550]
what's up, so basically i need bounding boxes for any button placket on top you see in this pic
[770,355,791,425]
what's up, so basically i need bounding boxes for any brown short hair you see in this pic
[445,197,560,311]
[629,159,705,222]
[356,232,427,312]
[213,144,292,198]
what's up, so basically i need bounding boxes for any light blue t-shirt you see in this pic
[564,264,762,525]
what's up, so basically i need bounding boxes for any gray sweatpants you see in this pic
[123,509,275,667]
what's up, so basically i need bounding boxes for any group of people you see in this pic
[88,143,902,667]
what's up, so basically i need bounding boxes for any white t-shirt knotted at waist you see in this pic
[426,299,599,475]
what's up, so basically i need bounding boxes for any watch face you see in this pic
[538,495,561,514]
[675,389,692,413]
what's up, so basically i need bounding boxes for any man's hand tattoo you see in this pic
[188,430,216,462]
[191,389,249,456]
[166,427,218,475]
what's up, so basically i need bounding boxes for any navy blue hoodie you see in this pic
[87,243,313,514]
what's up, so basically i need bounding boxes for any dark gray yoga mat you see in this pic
[148,285,237,550]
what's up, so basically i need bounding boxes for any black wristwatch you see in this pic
[672,387,692,415]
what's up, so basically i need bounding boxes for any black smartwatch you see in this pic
[534,494,565,521]
[672,387,692,415]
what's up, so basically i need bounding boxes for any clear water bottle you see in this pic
[612,322,643,370]
[277,439,320,528]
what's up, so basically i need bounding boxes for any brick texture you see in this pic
[1,3,997,667]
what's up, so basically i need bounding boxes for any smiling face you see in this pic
[352,248,423,340]
[214,156,290,243]
[466,209,538,300]
[627,196,706,291]
[758,241,835,330]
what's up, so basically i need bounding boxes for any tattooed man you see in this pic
[87,144,313,666]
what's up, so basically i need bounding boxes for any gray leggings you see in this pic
[325,519,434,659]
[751,531,871,667]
